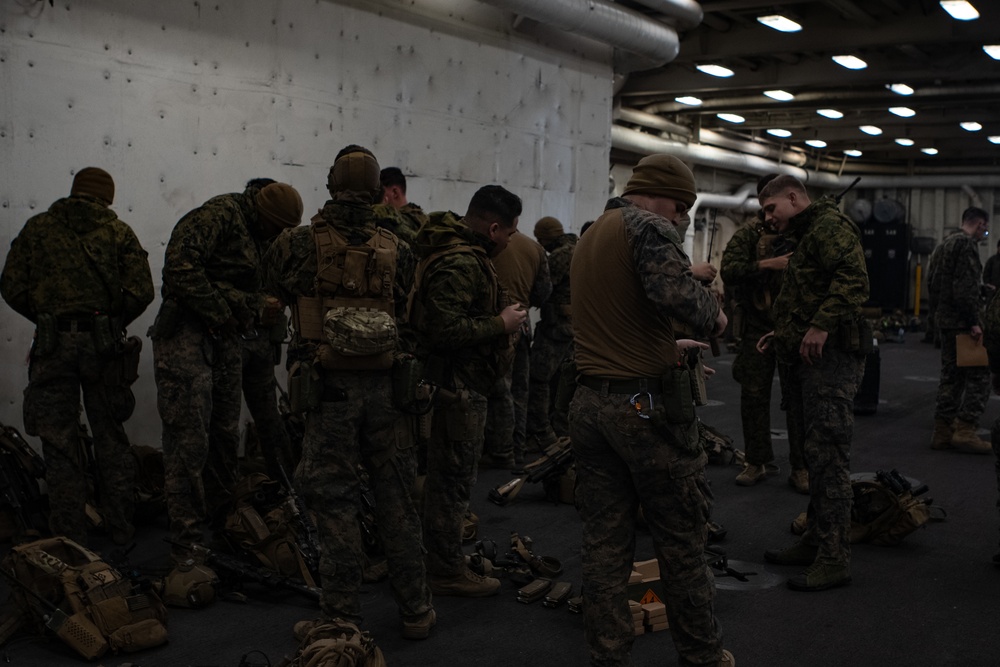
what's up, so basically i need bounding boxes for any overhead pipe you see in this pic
[626,0,703,29]
[477,0,685,70]
[612,124,1000,189]
[615,107,692,139]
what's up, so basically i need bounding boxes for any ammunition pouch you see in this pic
[91,314,118,357]
[835,316,874,355]
[147,299,183,341]
[33,313,58,358]
[287,361,322,414]
[391,354,434,415]
[658,366,696,424]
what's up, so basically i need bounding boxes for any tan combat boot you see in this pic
[930,418,953,450]
[950,419,992,454]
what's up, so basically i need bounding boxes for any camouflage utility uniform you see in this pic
[151,187,263,558]
[526,233,577,445]
[981,287,1000,557]
[1,195,153,544]
[570,198,724,667]
[487,232,551,464]
[772,196,868,569]
[720,221,804,472]
[929,230,990,427]
[263,198,431,625]
[411,211,513,578]
[374,201,427,248]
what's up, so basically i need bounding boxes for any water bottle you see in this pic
[897,327,905,343]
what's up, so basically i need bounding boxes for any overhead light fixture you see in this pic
[895,138,915,146]
[675,96,702,106]
[989,136,1000,144]
[717,113,745,124]
[757,14,802,32]
[888,83,915,95]
[921,148,939,155]
[889,107,916,118]
[817,108,844,119]
[832,55,867,70]
[985,45,1000,60]
[940,1,980,21]
[696,64,735,78]
[860,125,883,135]
[805,139,827,148]
[764,90,795,101]
[767,128,793,138]
[844,149,863,157]
[961,121,983,131]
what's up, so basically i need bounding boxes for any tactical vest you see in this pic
[3,537,168,659]
[752,226,780,313]
[292,223,399,371]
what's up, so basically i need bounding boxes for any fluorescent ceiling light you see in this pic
[860,125,883,135]
[889,107,916,117]
[817,108,844,119]
[767,128,793,138]
[940,1,980,21]
[960,121,983,131]
[921,148,939,155]
[985,45,1000,60]
[696,64,735,78]
[675,96,702,106]
[832,55,867,70]
[757,15,802,32]
[895,138,915,146]
[717,113,745,124]
[844,149,863,157]
[989,136,1000,144]
[888,83,915,95]
[805,139,827,148]
[764,90,795,101]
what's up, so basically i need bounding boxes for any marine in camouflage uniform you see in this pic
[411,185,527,597]
[263,146,433,635]
[981,277,1000,564]
[0,168,154,545]
[570,155,732,667]
[151,179,302,561]
[720,213,806,488]
[486,231,551,466]
[759,175,868,592]
[525,218,577,451]
[927,207,991,453]
[377,166,428,248]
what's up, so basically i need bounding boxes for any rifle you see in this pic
[0,427,48,539]
[276,463,321,581]
[488,438,573,506]
[165,540,321,603]
[834,176,862,203]
[705,208,722,356]
[0,567,109,660]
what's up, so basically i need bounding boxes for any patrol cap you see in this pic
[327,145,381,201]
[256,183,303,236]
[622,155,696,208]
[71,167,115,206]
[534,216,564,245]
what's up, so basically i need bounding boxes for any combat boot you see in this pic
[763,541,818,566]
[719,649,736,667]
[401,608,436,640]
[428,567,500,597]
[787,468,809,495]
[950,419,991,454]
[786,560,851,591]
[929,418,954,450]
[734,463,767,486]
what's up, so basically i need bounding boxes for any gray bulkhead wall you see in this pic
[0,0,614,443]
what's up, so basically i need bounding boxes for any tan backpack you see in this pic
[281,618,387,667]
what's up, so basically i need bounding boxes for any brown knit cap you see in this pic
[328,148,381,201]
[70,167,115,206]
[622,154,697,208]
[534,216,564,245]
[256,183,303,233]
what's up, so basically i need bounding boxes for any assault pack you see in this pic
[1,536,168,659]
[280,618,387,667]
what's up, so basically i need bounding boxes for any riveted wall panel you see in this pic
[0,0,613,439]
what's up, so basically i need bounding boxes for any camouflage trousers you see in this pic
[295,370,431,623]
[992,416,1000,548]
[423,383,487,576]
[784,348,864,565]
[23,332,135,544]
[732,333,804,469]
[484,374,514,461]
[551,350,576,436]
[526,328,574,442]
[153,320,242,558]
[570,384,723,667]
[936,329,990,424]
[241,335,294,479]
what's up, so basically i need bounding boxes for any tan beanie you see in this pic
[327,149,381,201]
[256,183,303,234]
[534,216,564,245]
[70,167,115,206]
[622,155,697,208]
